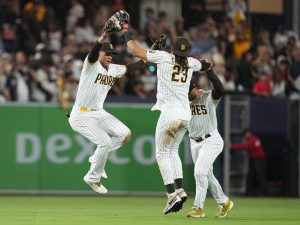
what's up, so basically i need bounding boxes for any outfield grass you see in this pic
[0,196,299,225]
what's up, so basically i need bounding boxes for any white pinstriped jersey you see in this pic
[146,50,202,121]
[188,90,220,137]
[74,57,126,109]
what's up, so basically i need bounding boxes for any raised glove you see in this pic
[153,34,167,50]
[103,16,122,35]
[114,10,130,29]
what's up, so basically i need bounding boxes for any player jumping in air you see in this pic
[68,12,145,194]
[187,67,234,218]
[111,10,213,214]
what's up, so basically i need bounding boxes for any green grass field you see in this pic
[0,196,299,225]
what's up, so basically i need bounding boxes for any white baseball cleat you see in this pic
[102,170,108,179]
[163,192,182,214]
[176,188,187,202]
[176,188,187,209]
[83,177,108,194]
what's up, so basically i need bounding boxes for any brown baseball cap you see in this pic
[172,36,191,57]
[100,43,118,55]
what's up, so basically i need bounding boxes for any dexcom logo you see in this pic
[15,133,193,165]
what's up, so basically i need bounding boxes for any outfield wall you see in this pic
[0,104,197,194]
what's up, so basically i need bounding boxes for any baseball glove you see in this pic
[153,34,167,50]
[104,10,130,35]
[103,16,122,35]
[114,10,130,29]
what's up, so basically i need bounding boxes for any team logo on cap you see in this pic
[109,44,113,49]
[180,44,186,51]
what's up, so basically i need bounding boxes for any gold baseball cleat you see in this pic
[215,200,234,218]
[187,207,205,218]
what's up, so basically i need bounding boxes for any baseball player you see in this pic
[187,68,234,218]
[68,13,145,194]
[114,12,213,213]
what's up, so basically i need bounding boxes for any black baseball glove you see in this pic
[103,10,130,35]
[103,16,121,35]
[114,10,130,26]
[153,34,167,50]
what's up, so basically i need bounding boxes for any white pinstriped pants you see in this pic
[69,106,131,183]
[155,113,187,185]
[190,130,228,209]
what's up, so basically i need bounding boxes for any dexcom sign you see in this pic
[16,132,193,165]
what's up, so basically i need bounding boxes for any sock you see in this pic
[166,184,175,194]
[175,178,183,189]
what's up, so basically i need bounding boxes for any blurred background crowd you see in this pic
[1,0,300,104]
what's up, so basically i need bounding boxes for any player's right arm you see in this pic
[123,33,147,60]
[87,32,109,63]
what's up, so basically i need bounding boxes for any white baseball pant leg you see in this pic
[155,113,187,185]
[99,110,131,155]
[190,130,228,208]
[69,110,111,183]
[170,127,187,180]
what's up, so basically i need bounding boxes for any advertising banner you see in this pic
[0,104,196,193]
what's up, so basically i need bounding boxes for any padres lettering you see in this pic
[191,104,207,115]
[94,73,115,86]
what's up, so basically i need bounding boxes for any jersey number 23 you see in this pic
[171,65,188,83]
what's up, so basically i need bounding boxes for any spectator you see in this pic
[66,0,85,32]
[74,19,97,44]
[157,12,169,37]
[144,7,157,45]
[271,64,286,98]
[236,51,254,91]
[11,51,34,101]
[48,21,62,52]
[0,1,298,102]
[0,53,12,102]
[231,128,268,196]
[232,22,251,60]
[252,44,274,78]
[5,52,33,102]
[211,53,235,91]
[1,10,19,52]
[252,72,272,97]
[170,17,189,40]
[191,25,217,57]
[31,59,57,102]
[273,25,291,52]
[57,70,77,109]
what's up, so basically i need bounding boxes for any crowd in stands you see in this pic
[0,0,300,104]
